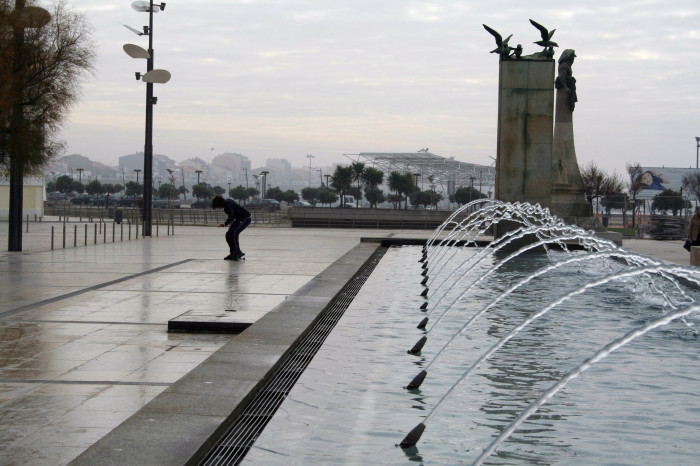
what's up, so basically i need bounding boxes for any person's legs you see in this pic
[225,222,240,256]
[231,217,251,257]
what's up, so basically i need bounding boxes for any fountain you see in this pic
[241,201,700,464]
[239,22,697,464]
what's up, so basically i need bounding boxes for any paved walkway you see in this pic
[0,221,693,464]
[0,223,435,464]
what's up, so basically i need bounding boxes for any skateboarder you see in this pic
[211,195,251,260]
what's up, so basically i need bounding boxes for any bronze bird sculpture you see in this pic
[483,24,513,59]
[529,19,558,49]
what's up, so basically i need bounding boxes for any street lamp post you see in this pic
[76,168,84,190]
[134,168,141,184]
[306,154,314,187]
[195,169,202,185]
[242,167,248,188]
[696,136,700,169]
[260,170,269,199]
[123,0,170,236]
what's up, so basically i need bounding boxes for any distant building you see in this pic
[212,153,251,188]
[118,152,176,183]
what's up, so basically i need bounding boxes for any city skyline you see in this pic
[58,1,700,176]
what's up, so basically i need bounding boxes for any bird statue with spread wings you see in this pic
[483,24,517,60]
[529,19,558,50]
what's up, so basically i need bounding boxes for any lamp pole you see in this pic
[141,0,156,236]
[134,168,141,184]
[260,170,269,199]
[306,154,314,187]
[76,168,84,189]
[696,137,700,169]
[125,0,169,236]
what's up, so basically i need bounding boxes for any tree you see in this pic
[54,174,76,194]
[363,185,384,208]
[103,183,122,196]
[580,162,626,214]
[362,166,383,188]
[245,187,259,199]
[626,163,644,229]
[317,187,338,206]
[651,189,689,216]
[85,179,102,196]
[230,185,248,202]
[158,183,175,200]
[682,172,700,205]
[301,187,319,205]
[212,185,225,196]
[452,186,486,205]
[2,0,95,250]
[387,193,403,209]
[178,185,188,200]
[601,192,626,215]
[266,186,284,201]
[125,181,143,197]
[350,161,365,207]
[330,165,354,206]
[192,183,214,199]
[423,189,443,208]
[282,189,299,203]
[387,171,415,209]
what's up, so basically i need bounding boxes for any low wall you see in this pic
[287,207,454,229]
[0,184,44,220]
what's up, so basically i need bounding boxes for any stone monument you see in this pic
[484,21,593,233]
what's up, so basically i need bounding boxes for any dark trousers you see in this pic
[225,217,251,255]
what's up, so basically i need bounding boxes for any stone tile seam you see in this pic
[0,379,171,386]
[0,259,194,319]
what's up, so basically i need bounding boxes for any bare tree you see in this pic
[626,162,644,229]
[1,0,95,250]
[580,162,625,214]
[682,172,700,206]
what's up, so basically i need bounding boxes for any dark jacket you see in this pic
[223,199,251,226]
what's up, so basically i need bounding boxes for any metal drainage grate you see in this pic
[198,246,388,465]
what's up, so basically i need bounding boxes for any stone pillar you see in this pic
[495,59,554,239]
[495,59,555,206]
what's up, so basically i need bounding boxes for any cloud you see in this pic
[61,0,700,175]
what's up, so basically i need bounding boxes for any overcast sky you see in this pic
[60,0,700,175]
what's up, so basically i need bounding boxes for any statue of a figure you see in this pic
[555,49,577,112]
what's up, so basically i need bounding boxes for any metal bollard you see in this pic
[94,224,97,244]
[51,226,54,250]
[84,224,88,245]
[62,222,66,249]
[74,225,77,248]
